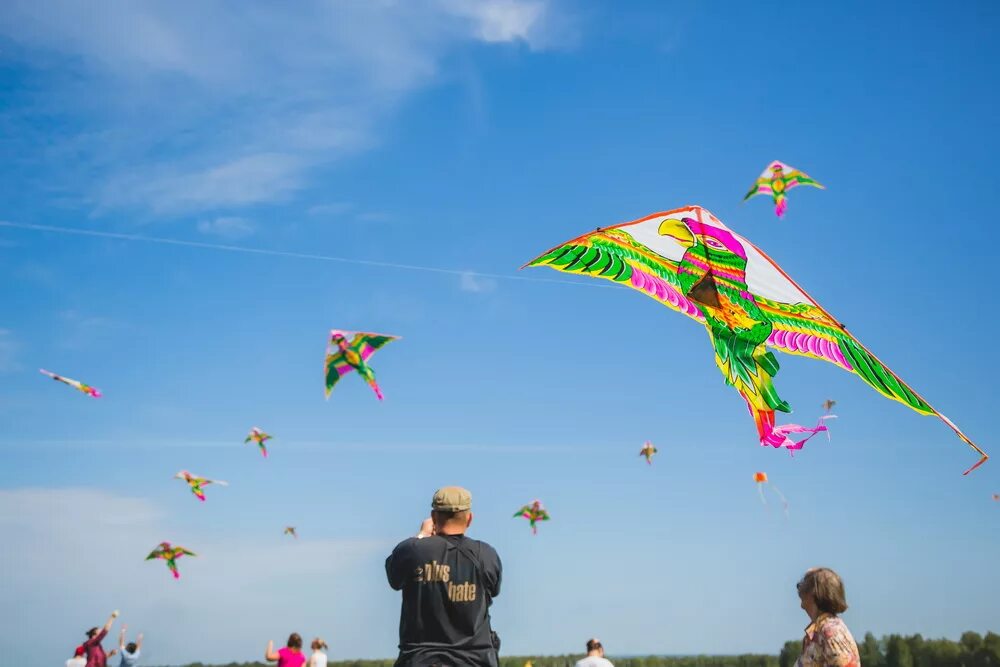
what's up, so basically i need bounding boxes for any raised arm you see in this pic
[136,633,144,651]
[104,610,119,634]
[265,640,281,662]
[119,625,127,650]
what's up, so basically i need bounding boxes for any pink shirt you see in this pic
[278,647,306,667]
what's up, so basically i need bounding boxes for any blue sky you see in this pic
[1,1,999,665]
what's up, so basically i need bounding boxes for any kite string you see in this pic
[0,220,614,289]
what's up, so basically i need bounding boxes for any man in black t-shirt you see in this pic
[386,486,502,667]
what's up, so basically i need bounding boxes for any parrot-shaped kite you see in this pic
[514,500,550,535]
[174,470,228,502]
[822,399,837,413]
[284,526,298,539]
[639,441,658,465]
[754,472,789,514]
[39,368,101,398]
[325,329,400,400]
[146,542,195,579]
[744,160,824,218]
[245,427,272,457]
[526,205,987,474]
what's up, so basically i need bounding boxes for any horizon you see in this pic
[2,2,999,666]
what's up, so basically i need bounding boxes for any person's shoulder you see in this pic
[466,536,499,556]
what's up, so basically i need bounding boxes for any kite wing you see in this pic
[146,547,165,560]
[175,547,196,557]
[743,178,773,201]
[526,226,705,324]
[782,168,824,191]
[526,205,986,474]
[351,333,400,361]
[324,351,357,397]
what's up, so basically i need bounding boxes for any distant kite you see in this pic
[146,542,195,579]
[514,500,550,535]
[822,399,836,413]
[174,471,228,502]
[754,472,789,515]
[744,160,824,218]
[639,441,658,465]
[284,526,298,539]
[325,329,400,400]
[245,427,272,458]
[39,368,101,398]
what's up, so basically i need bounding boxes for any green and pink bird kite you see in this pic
[39,368,101,398]
[325,329,400,401]
[514,500,550,535]
[174,470,228,502]
[639,441,658,465]
[245,427,272,457]
[146,542,195,579]
[744,160,824,218]
[526,205,987,474]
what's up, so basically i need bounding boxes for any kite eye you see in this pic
[704,238,726,251]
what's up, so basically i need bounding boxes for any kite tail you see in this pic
[531,523,538,535]
[196,493,206,502]
[171,567,180,579]
[771,485,789,516]
[757,484,767,506]
[261,447,268,458]
[368,378,384,401]
[775,195,787,218]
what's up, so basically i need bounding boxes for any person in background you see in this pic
[575,638,614,667]
[118,625,143,667]
[795,567,861,667]
[265,633,306,667]
[67,646,87,667]
[385,486,502,667]
[82,610,119,667]
[307,638,329,667]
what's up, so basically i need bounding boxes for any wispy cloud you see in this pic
[0,1,572,219]
[57,309,123,350]
[196,216,256,239]
[0,329,20,373]
[459,270,499,293]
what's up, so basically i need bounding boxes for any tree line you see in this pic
[163,630,1000,667]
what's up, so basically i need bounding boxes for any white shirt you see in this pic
[67,658,87,667]
[308,651,328,667]
[575,657,614,667]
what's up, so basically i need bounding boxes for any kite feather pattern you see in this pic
[514,500,550,535]
[525,205,986,474]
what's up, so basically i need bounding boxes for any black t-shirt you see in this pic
[385,533,502,667]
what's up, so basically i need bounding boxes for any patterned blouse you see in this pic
[796,614,861,667]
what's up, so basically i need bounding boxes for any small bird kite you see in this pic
[754,472,789,514]
[146,542,195,579]
[992,494,999,502]
[325,329,400,401]
[284,526,298,539]
[514,500,550,535]
[245,427,272,458]
[639,441,658,465]
[39,368,101,398]
[526,205,986,473]
[174,470,228,502]
[744,160,824,218]
[822,399,837,413]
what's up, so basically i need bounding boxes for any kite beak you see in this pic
[658,218,695,247]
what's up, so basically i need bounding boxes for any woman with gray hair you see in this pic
[795,568,861,667]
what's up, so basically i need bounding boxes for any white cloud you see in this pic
[0,1,569,217]
[0,329,20,372]
[459,271,499,293]
[197,216,256,239]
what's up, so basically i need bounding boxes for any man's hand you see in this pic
[417,517,435,538]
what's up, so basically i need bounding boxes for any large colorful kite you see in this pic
[744,160,824,218]
[39,368,101,398]
[146,542,195,579]
[639,441,658,465]
[526,205,987,473]
[325,330,400,401]
[245,427,272,458]
[174,470,228,502]
[514,500,550,535]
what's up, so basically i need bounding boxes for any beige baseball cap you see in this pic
[432,486,472,512]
